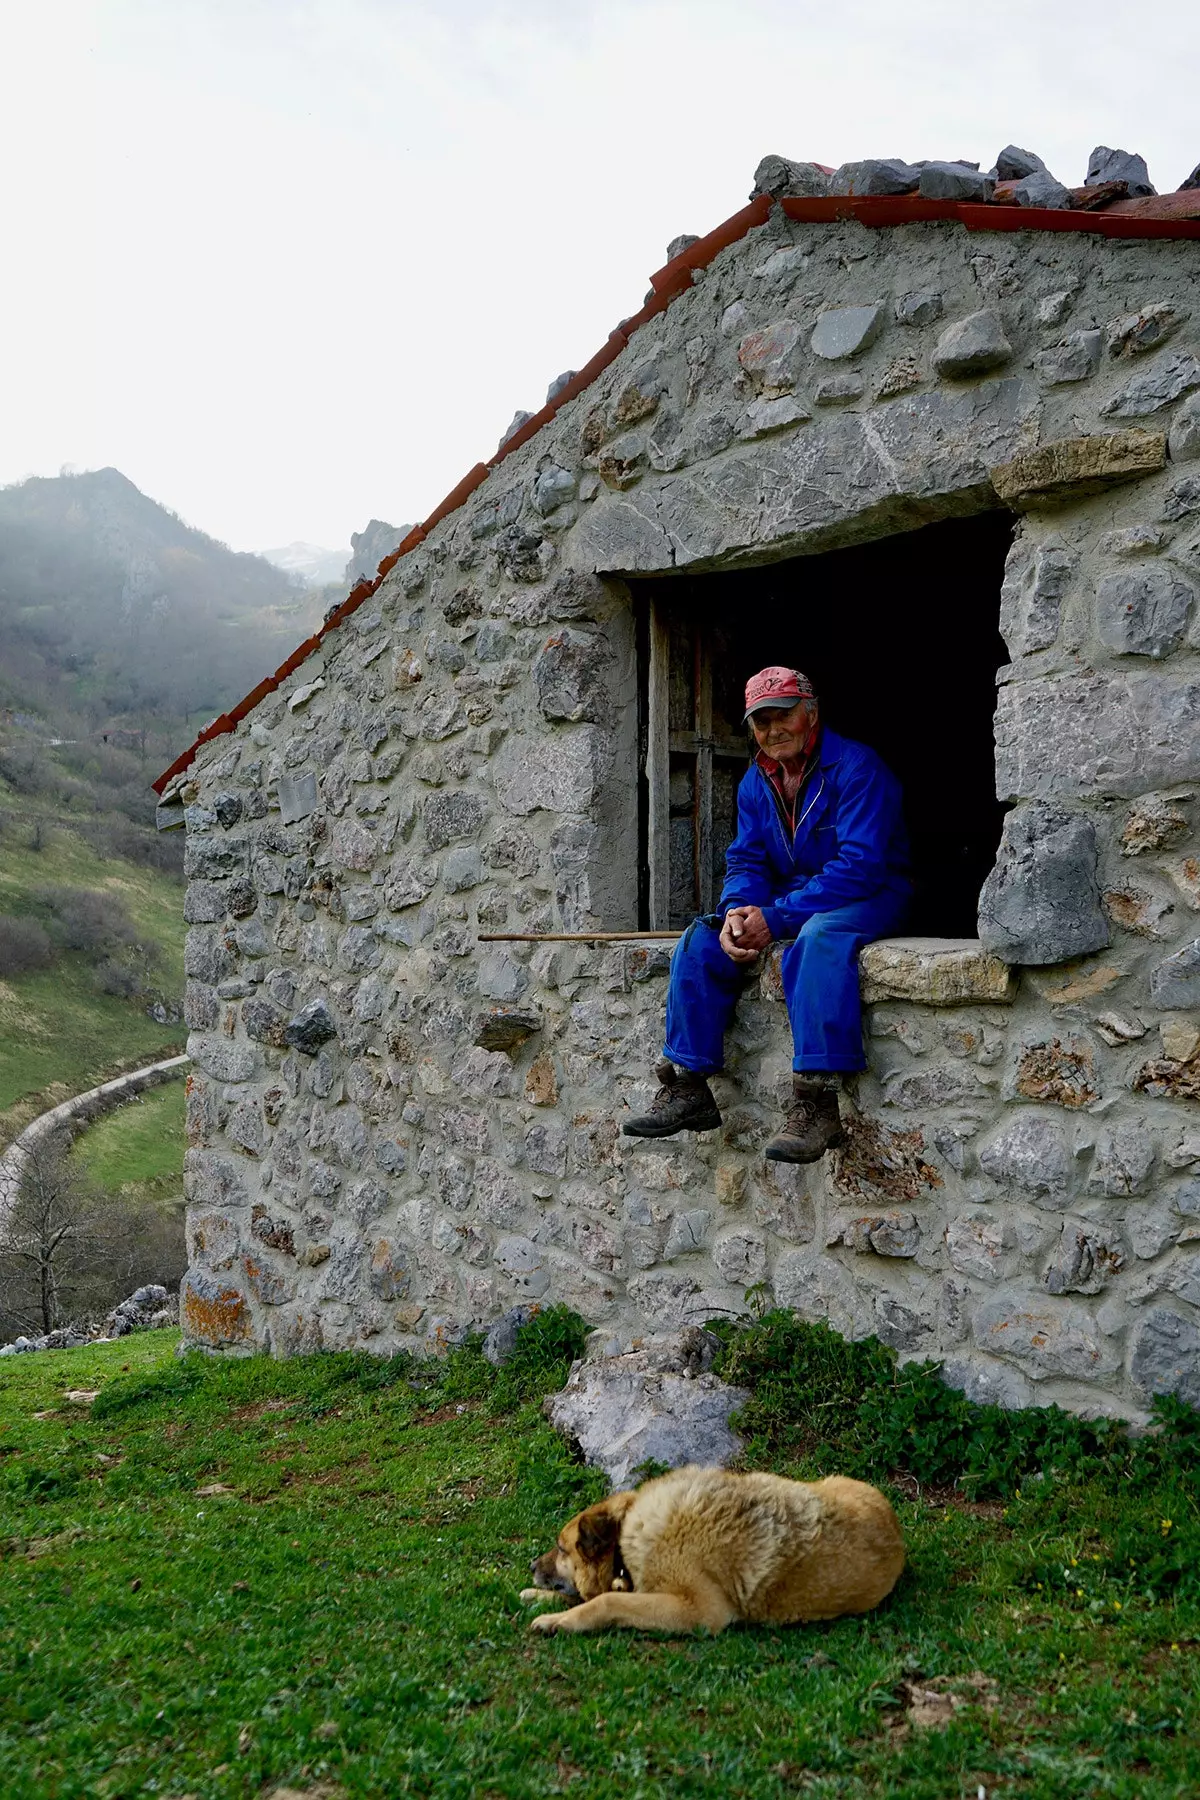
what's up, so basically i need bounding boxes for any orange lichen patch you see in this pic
[831,1114,942,1203]
[1015,1038,1098,1108]
[1133,1057,1200,1101]
[1027,961,1124,1003]
[182,1279,252,1347]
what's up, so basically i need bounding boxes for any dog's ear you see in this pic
[576,1503,621,1560]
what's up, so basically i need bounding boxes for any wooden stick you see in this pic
[477,931,683,943]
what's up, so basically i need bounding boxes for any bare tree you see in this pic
[0,1136,92,1335]
[0,1135,184,1342]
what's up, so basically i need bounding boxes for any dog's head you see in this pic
[529,1490,637,1602]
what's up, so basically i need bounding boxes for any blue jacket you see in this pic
[718,728,911,940]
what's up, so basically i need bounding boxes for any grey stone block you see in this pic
[918,162,995,202]
[443,846,481,892]
[1043,1222,1126,1295]
[533,466,578,516]
[1106,304,1188,360]
[184,927,233,986]
[1150,940,1200,1010]
[932,310,1012,379]
[995,145,1046,181]
[940,1355,1033,1410]
[1096,567,1194,658]
[277,773,318,824]
[1010,171,1071,209]
[829,159,919,196]
[546,369,578,404]
[973,1295,1120,1381]
[978,1113,1071,1203]
[533,629,611,723]
[1169,393,1200,462]
[1033,331,1102,385]
[810,304,885,361]
[1000,541,1075,656]
[994,671,1200,800]
[493,726,613,816]
[284,997,338,1054]
[186,1034,258,1084]
[978,803,1108,964]
[1085,145,1155,196]
[814,373,864,405]
[1129,1307,1200,1406]
[737,318,805,391]
[424,790,488,849]
[1102,352,1200,418]
[1088,1123,1156,1196]
[894,290,942,326]
[751,154,831,199]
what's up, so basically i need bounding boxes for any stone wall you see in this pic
[173,206,1200,1420]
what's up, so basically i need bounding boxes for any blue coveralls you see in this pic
[663,728,911,1075]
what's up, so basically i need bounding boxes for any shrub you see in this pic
[713,1310,1200,1501]
[35,885,137,953]
[0,914,54,977]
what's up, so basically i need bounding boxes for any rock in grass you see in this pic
[545,1329,748,1490]
[483,1305,542,1366]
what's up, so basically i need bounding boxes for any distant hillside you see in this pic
[261,540,348,587]
[0,467,325,735]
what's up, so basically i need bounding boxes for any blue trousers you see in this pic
[663,895,909,1075]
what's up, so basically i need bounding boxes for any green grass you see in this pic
[0,819,185,1134]
[1,1320,1197,1800]
[69,1083,186,1203]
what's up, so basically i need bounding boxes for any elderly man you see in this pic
[624,666,910,1162]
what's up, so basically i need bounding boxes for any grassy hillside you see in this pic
[0,1321,1195,1799]
[0,466,324,735]
[0,814,185,1146]
[69,1082,186,1204]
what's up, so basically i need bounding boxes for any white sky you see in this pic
[1,0,1198,554]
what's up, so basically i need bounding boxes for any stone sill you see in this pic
[858,937,1016,1007]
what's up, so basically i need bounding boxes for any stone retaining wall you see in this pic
[172,206,1200,1419]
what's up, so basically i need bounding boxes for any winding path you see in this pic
[0,1055,190,1227]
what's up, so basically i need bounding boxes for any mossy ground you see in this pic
[1,1326,1197,1800]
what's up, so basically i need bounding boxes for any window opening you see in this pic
[635,512,1013,937]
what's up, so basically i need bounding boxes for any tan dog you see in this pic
[522,1464,904,1635]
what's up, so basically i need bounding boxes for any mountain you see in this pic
[260,541,348,587]
[346,519,412,587]
[0,468,324,733]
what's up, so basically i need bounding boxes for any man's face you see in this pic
[750,698,815,762]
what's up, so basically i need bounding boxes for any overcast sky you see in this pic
[1,0,1198,556]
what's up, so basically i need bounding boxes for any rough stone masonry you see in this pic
[166,150,1200,1424]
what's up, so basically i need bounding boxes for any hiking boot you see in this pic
[763,1077,845,1163]
[622,1059,722,1138]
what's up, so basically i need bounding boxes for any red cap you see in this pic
[743,665,815,722]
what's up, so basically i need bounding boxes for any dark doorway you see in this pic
[635,511,1013,937]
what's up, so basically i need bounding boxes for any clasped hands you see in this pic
[719,905,772,964]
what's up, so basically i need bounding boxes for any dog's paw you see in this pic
[528,1609,566,1634]
[518,1588,545,1603]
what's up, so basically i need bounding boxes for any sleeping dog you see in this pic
[522,1464,904,1635]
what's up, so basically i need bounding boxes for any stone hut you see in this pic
[156,147,1200,1420]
